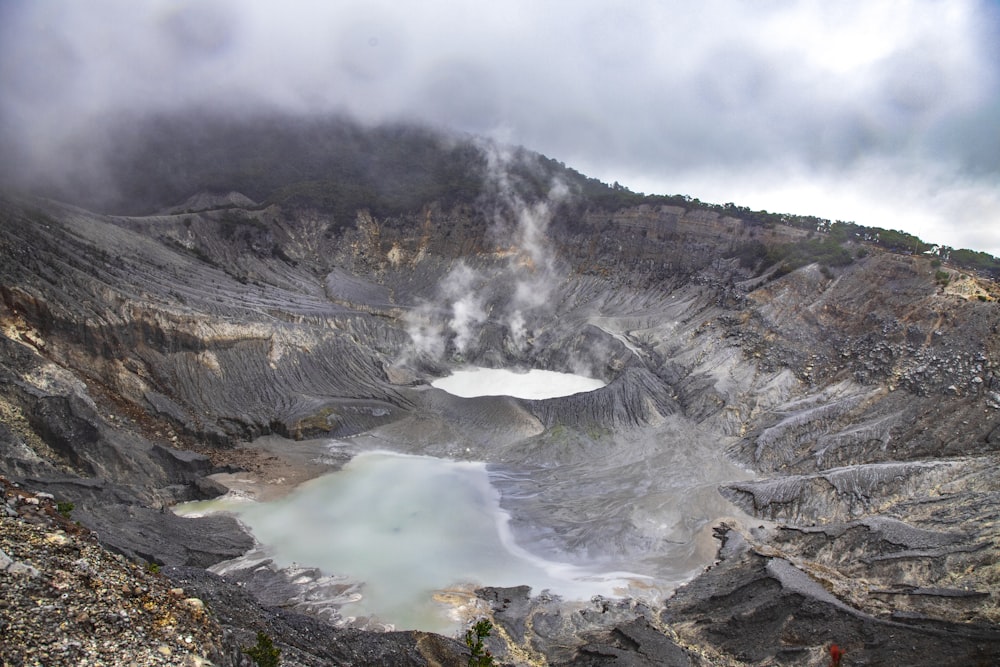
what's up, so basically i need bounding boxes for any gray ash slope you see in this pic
[1,113,999,665]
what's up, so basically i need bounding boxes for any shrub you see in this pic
[245,632,281,667]
[766,237,854,272]
[465,619,495,667]
[56,501,74,519]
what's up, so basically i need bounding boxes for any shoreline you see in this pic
[201,434,353,503]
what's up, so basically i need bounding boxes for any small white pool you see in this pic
[431,367,605,400]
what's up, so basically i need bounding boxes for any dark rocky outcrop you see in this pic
[661,526,1000,666]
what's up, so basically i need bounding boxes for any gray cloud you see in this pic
[2,0,999,254]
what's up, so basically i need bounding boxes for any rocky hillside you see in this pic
[1,113,999,665]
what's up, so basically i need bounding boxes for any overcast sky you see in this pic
[2,0,999,255]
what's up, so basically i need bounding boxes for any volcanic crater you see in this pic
[1,115,999,666]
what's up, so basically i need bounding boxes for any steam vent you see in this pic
[2,114,999,666]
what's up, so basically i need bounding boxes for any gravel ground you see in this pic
[0,477,229,667]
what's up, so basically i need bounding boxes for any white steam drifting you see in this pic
[485,144,570,353]
[442,263,488,355]
[403,143,570,362]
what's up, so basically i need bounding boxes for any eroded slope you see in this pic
[1,173,998,665]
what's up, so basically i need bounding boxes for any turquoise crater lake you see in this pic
[176,450,642,633]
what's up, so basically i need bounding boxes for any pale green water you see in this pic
[177,450,641,632]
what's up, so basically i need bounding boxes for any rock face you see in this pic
[660,526,1000,666]
[0,478,235,666]
[1,120,999,665]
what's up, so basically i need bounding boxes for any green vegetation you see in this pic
[146,561,161,574]
[56,501,74,519]
[771,236,855,271]
[465,619,495,667]
[732,219,1000,281]
[736,236,853,275]
[949,248,1000,276]
[870,228,932,254]
[245,631,281,667]
[578,180,998,279]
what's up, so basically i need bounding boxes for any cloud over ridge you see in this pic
[2,0,998,253]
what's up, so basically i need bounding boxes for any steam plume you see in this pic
[401,142,570,362]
